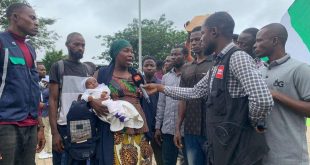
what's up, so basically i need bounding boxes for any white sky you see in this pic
[28,0,294,65]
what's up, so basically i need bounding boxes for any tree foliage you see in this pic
[96,14,187,63]
[0,0,60,51]
[41,49,67,72]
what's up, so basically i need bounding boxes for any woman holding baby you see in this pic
[91,39,152,165]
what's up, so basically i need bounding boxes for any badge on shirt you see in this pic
[215,65,224,79]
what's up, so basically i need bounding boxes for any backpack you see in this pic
[56,60,97,160]
[65,99,98,160]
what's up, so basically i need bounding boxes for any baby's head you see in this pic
[83,77,99,89]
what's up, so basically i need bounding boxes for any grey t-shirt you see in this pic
[260,55,310,165]
[49,59,90,125]
[49,59,89,84]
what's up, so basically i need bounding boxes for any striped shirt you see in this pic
[155,69,181,135]
[164,43,274,127]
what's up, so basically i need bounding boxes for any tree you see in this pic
[96,14,187,63]
[0,0,60,51]
[42,49,67,72]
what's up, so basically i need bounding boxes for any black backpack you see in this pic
[65,99,98,160]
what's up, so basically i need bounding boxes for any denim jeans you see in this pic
[162,134,188,165]
[150,137,163,165]
[184,134,207,165]
[52,125,91,165]
[162,134,178,165]
[0,125,37,165]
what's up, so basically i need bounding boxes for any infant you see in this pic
[81,77,144,131]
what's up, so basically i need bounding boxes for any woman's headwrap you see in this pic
[109,39,131,62]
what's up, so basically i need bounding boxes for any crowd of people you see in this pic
[0,2,309,165]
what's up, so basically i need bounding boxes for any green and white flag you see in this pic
[280,0,310,64]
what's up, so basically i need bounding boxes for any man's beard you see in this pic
[69,50,83,59]
[144,72,155,79]
[192,50,202,56]
[174,61,184,68]
[203,42,216,56]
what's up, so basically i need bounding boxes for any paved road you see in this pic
[36,127,310,165]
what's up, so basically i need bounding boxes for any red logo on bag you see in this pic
[215,65,224,79]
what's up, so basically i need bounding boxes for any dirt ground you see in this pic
[36,127,310,165]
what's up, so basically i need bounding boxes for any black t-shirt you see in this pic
[49,59,89,84]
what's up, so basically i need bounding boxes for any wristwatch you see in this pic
[256,119,266,131]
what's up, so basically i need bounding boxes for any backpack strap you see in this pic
[57,60,65,89]
[57,60,64,111]
[82,63,90,76]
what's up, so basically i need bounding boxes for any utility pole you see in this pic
[138,0,142,71]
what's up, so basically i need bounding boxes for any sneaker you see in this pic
[38,151,50,159]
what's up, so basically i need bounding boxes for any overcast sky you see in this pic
[28,0,294,64]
